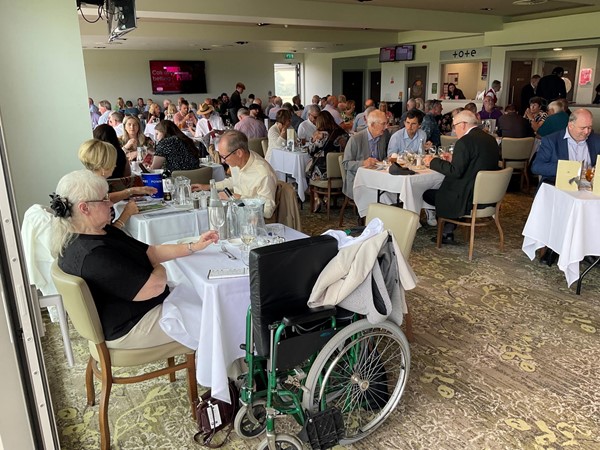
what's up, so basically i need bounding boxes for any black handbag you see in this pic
[193,380,239,448]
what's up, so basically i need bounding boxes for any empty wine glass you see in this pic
[208,204,226,235]
[428,145,437,156]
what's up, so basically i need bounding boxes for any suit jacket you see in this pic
[520,84,536,115]
[429,127,500,218]
[532,128,600,183]
[536,74,566,102]
[497,112,534,138]
[342,128,390,198]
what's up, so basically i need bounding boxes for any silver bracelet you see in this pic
[187,242,195,253]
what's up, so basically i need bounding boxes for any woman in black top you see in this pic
[447,83,466,100]
[150,120,200,172]
[93,125,130,178]
[51,169,218,346]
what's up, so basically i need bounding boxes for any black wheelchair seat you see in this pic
[249,235,339,357]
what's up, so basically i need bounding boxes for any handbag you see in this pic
[193,380,239,448]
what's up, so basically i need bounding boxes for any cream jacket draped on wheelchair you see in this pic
[307,227,417,326]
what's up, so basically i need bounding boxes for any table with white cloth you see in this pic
[353,166,445,217]
[522,183,600,291]
[199,162,226,182]
[266,148,311,202]
[115,203,209,245]
[160,226,307,403]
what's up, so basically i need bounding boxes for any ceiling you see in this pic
[78,0,600,53]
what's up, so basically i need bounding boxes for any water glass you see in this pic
[266,223,285,243]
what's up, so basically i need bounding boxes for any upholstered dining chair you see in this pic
[51,262,197,450]
[366,203,419,341]
[440,135,458,148]
[436,168,513,261]
[248,137,267,158]
[500,137,534,192]
[338,154,358,227]
[171,166,213,184]
[261,138,268,158]
[309,151,344,220]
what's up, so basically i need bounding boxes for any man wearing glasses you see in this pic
[422,110,500,244]
[191,130,278,218]
[532,108,600,185]
[298,105,320,143]
[342,110,390,199]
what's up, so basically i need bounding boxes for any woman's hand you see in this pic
[191,230,219,252]
[423,155,434,167]
[134,186,157,196]
[115,200,139,227]
[124,138,137,151]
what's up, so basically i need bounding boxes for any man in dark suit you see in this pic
[520,74,540,115]
[536,67,567,103]
[497,104,534,138]
[423,111,500,244]
[532,108,600,184]
[342,110,390,199]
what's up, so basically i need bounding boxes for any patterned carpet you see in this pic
[43,191,600,449]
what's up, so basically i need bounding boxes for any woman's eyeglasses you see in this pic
[86,193,111,203]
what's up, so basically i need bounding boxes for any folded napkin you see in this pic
[389,163,415,176]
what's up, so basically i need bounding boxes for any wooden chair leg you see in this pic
[326,186,331,220]
[339,197,348,227]
[468,216,476,261]
[403,307,414,343]
[436,219,444,248]
[186,353,198,420]
[495,205,504,251]
[86,357,96,406]
[98,345,112,450]
[309,187,315,213]
[167,357,176,382]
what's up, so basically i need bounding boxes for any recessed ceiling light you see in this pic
[362,27,371,30]
[357,0,373,2]
[257,23,270,27]
[480,7,493,11]
[553,47,563,51]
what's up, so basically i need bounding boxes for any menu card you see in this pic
[555,160,582,191]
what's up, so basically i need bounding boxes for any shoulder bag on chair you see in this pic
[193,380,239,448]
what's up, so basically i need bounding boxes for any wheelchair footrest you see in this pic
[298,407,345,450]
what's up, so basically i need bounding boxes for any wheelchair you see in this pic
[234,235,411,449]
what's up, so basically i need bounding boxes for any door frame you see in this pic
[405,63,429,100]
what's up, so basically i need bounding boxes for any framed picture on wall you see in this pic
[447,73,459,84]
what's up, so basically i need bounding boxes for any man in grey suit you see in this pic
[342,110,390,199]
[423,110,500,244]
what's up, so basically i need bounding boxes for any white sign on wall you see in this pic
[440,47,491,61]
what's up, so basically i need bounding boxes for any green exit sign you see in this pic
[284,53,295,59]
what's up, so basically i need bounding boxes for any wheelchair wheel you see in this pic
[234,399,267,439]
[301,319,410,445]
[256,433,304,450]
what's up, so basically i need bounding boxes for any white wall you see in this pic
[0,1,90,219]
[83,50,304,106]
[303,53,333,105]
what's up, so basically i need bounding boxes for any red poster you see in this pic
[579,68,592,86]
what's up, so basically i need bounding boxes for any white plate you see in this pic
[228,238,243,246]
[177,236,199,244]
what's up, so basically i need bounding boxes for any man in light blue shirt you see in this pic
[387,110,429,155]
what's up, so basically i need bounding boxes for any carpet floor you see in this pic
[42,191,600,449]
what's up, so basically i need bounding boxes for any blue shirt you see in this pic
[387,128,426,155]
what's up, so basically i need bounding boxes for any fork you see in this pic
[220,242,237,260]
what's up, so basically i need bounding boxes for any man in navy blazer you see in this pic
[532,109,600,184]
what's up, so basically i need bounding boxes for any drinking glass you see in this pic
[428,145,437,156]
[162,177,174,203]
[136,146,147,166]
[208,204,226,233]
[240,223,257,254]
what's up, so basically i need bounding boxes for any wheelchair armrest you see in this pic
[282,306,337,327]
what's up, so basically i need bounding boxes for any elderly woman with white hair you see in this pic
[51,169,218,347]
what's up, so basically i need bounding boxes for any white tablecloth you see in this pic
[116,204,209,245]
[160,226,307,403]
[266,148,311,202]
[522,183,600,287]
[353,166,445,217]
[200,163,225,182]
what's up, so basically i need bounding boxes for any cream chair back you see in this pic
[501,137,534,168]
[326,152,343,179]
[249,137,267,157]
[171,166,213,184]
[471,168,513,217]
[51,262,104,345]
[365,203,419,258]
[440,135,458,147]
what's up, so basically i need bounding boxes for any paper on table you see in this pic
[555,160,581,192]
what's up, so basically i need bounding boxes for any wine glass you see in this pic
[240,223,257,249]
[208,204,225,236]
[428,145,437,156]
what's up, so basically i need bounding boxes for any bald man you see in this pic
[423,110,500,244]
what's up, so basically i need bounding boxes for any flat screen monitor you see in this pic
[379,47,396,63]
[395,45,415,61]
[149,61,207,95]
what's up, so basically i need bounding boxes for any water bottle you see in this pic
[418,138,425,156]
[209,179,220,208]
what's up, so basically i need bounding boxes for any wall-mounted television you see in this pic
[379,47,396,63]
[395,45,415,61]
[149,61,207,95]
